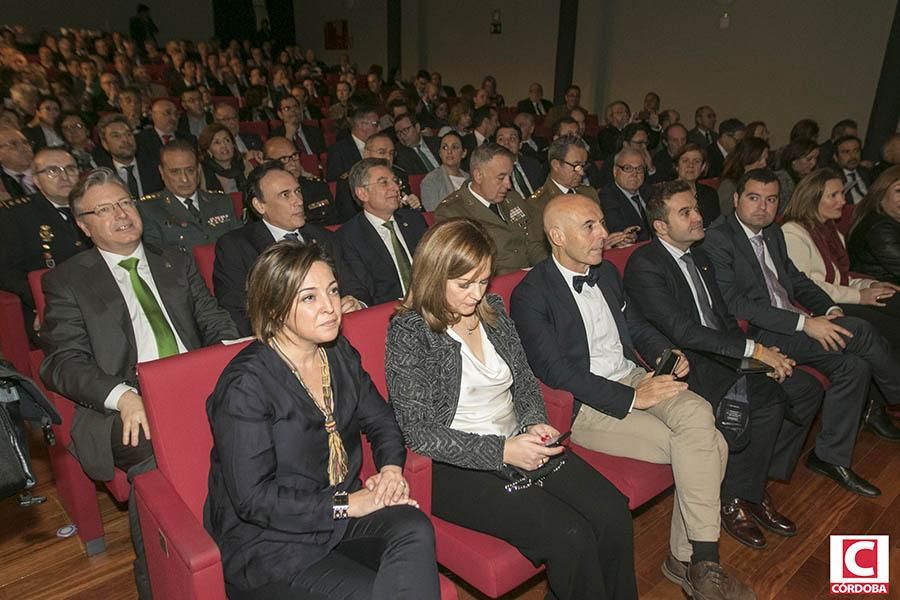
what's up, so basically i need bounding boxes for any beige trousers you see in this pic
[571,367,728,562]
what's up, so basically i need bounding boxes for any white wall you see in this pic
[2,0,214,43]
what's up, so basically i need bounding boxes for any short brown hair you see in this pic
[783,168,843,230]
[396,218,497,332]
[646,179,694,229]
[247,241,335,343]
[198,122,235,156]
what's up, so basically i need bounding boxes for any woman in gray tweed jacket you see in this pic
[385,218,637,600]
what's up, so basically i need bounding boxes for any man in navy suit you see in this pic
[703,169,900,497]
[515,82,553,116]
[598,148,651,242]
[393,113,441,175]
[625,180,824,550]
[325,106,380,181]
[269,95,326,156]
[510,194,754,599]
[495,124,544,198]
[338,158,427,306]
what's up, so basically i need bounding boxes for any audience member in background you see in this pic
[263,136,344,224]
[706,119,745,178]
[653,123,689,182]
[494,124,543,198]
[393,113,441,175]
[176,88,212,138]
[461,106,499,164]
[688,105,718,148]
[326,106,379,181]
[420,131,468,211]
[0,125,36,197]
[118,87,149,133]
[270,95,326,156]
[290,84,323,120]
[745,121,769,142]
[511,195,751,600]
[515,112,549,164]
[554,116,604,188]
[481,75,505,108]
[212,102,264,157]
[833,135,873,205]
[136,98,196,189]
[789,119,819,144]
[238,85,277,122]
[818,119,858,168]
[569,107,599,161]
[94,72,122,113]
[597,100,631,160]
[597,122,662,187]
[598,147,652,242]
[849,166,900,284]
[60,112,98,170]
[41,167,238,598]
[434,143,546,273]
[675,144,720,227]
[873,133,900,178]
[138,139,239,253]
[439,102,473,138]
[387,218,637,600]
[659,109,681,130]
[94,114,159,197]
[198,123,252,194]
[24,96,64,150]
[776,138,820,212]
[717,137,771,218]
[472,88,490,110]
[516,82,553,116]
[417,82,443,130]
[546,84,582,126]
[339,158,428,305]
[431,71,455,97]
[206,240,439,600]
[213,161,365,336]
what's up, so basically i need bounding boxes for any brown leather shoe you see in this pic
[721,498,767,549]
[686,561,757,600]
[744,493,797,537]
[661,552,690,592]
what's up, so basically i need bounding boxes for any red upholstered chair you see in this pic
[324,224,341,232]
[0,290,31,376]
[487,269,528,306]
[604,241,648,276]
[422,211,435,227]
[135,341,457,599]
[27,269,130,556]
[238,120,269,141]
[319,151,328,175]
[228,191,243,220]
[407,173,425,198]
[342,303,544,598]
[698,177,720,190]
[192,243,216,295]
[319,118,337,137]
[300,153,321,175]
[327,180,337,200]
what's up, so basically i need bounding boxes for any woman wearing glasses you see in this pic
[420,132,468,211]
[674,143,720,227]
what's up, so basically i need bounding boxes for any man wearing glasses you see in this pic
[0,148,92,340]
[598,147,652,242]
[0,125,36,197]
[597,122,662,188]
[325,106,380,181]
[528,134,600,230]
[40,167,237,598]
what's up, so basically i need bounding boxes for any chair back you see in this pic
[229,191,244,220]
[422,211,435,227]
[0,291,31,375]
[698,177,720,189]
[487,269,528,307]
[27,269,50,325]
[238,120,269,141]
[604,241,648,277]
[192,243,216,294]
[408,173,425,198]
[341,302,398,398]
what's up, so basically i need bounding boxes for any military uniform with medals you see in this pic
[138,188,240,254]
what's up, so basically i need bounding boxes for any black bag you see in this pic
[497,453,566,493]
[0,401,35,499]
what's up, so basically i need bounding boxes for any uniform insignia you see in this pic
[39,224,54,242]
[140,192,162,202]
[164,196,172,205]
[207,214,232,227]
[508,206,527,223]
[308,199,330,210]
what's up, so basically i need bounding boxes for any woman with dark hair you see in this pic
[25,95,65,150]
[59,111,97,171]
[717,137,770,217]
[385,219,637,600]
[674,143,720,227]
[745,121,769,141]
[849,165,900,284]
[420,131,468,210]
[775,138,820,212]
[438,102,472,138]
[789,118,820,143]
[198,122,252,194]
[205,241,440,600]
[481,75,505,108]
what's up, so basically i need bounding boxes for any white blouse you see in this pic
[447,323,518,438]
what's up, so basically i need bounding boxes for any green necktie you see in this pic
[381,221,411,292]
[118,257,179,358]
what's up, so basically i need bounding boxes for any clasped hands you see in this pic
[350,465,418,518]
[503,423,565,472]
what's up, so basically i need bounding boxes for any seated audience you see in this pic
[597,147,652,242]
[706,119,745,178]
[40,167,238,597]
[214,161,365,336]
[596,122,662,188]
[206,241,439,600]
[659,109,681,130]
[338,158,428,305]
[789,118,819,144]
[510,195,752,600]
[688,105,717,148]
[818,119,858,168]
[176,87,212,138]
[438,102,473,138]
[514,112,549,164]
[516,82,552,116]
[653,123,688,182]
[94,113,159,197]
[596,100,631,160]
[60,112,98,170]
[546,84,583,127]
[387,218,637,600]
[0,125,37,197]
[198,123,252,194]
[775,138,819,213]
[136,98,196,190]
[494,123,543,197]
[461,106,499,166]
[326,106,379,181]
[213,102,264,156]
[717,137,770,218]
[745,121,769,142]
[675,144,720,227]
[849,166,900,284]
[270,95,326,155]
[24,96,65,150]
[832,135,872,205]
[420,131,468,211]
[872,132,900,178]
[434,143,546,273]
[393,113,441,175]
[264,136,347,225]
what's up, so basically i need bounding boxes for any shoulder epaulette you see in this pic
[301,175,322,182]
[140,191,164,202]
[339,172,350,180]
[528,189,542,200]
[205,188,226,194]
[0,196,30,208]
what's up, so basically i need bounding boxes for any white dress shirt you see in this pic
[263,219,304,242]
[363,209,413,296]
[468,182,494,211]
[99,244,188,410]
[352,134,366,157]
[447,324,518,438]
[113,158,144,197]
[3,166,35,193]
[415,140,439,170]
[474,130,487,147]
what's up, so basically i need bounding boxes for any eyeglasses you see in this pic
[275,152,300,163]
[627,139,649,147]
[395,124,414,136]
[616,164,646,174]
[35,164,80,179]
[77,198,136,218]
[364,176,401,189]
[62,122,86,131]
[562,160,587,171]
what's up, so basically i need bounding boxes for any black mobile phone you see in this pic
[544,431,571,447]
[654,349,680,376]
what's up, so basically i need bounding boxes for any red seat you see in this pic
[300,153,321,175]
[604,241,648,276]
[229,191,243,220]
[324,224,341,232]
[135,341,456,599]
[422,211,435,227]
[27,269,130,555]
[698,177,720,190]
[238,121,269,141]
[323,131,337,147]
[407,173,425,198]
[319,118,337,136]
[327,181,337,199]
[268,119,283,132]
[487,269,528,306]
[192,243,216,295]
[0,290,31,376]
[836,204,854,238]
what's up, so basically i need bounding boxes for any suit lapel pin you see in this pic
[164,197,172,205]
[164,261,172,268]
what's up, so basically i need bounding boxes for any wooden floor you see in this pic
[2,423,898,600]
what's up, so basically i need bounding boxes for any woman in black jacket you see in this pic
[849,165,900,285]
[385,218,637,600]
[205,241,439,600]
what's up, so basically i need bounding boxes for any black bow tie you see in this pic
[572,271,600,293]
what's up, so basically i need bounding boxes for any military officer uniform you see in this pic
[138,188,240,254]
[299,175,343,226]
[434,183,547,274]
[528,175,602,215]
[0,193,92,334]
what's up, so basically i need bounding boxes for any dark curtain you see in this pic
[266,0,297,47]
[213,0,257,46]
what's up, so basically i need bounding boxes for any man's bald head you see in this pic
[263,136,301,178]
[544,194,608,271]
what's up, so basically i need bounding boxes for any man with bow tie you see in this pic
[511,194,755,600]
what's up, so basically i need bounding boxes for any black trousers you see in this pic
[768,368,825,481]
[756,315,900,467]
[228,505,439,600]
[432,452,637,600]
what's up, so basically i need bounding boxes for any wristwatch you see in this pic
[333,491,350,520]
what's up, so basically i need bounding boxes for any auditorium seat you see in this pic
[228,191,243,219]
[422,211,435,227]
[299,153,321,175]
[408,173,425,198]
[0,290,31,376]
[192,243,216,295]
[238,120,269,141]
[698,177,720,189]
[604,241,648,276]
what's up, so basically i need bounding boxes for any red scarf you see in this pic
[808,220,849,286]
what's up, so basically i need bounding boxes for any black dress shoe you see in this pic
[745,493,797,537]
[721,498,767,549]
[865,405,900,440]
[805,451,881,497]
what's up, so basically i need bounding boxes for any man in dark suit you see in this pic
[270,95,327,156]
[393,113,441,175]
[706,119,745,179]
[212,103,263,155]
[514,112,549,164]
[495,123,544,198]
[703,169,900,497]
[595,122,666,188]
[461,106,499,170]
[817,119,857,168]
[516,82,553,116]
[598,148,652,242]
[596,100,631,161]
[626,180,824,549]
[430,71,455,98]
[688,105,717,149]
[325,106,379,181]
[833,135,874,204]
[40,167,238,597]
[214,161,367,336]
[510,194,754,599]
[0,126,36,197]
[176,88,213,138]
[136,98,197,191]
[93,114,161,198]
[290,84,323,120]
[338,158,427,305]
[653,123,689,182]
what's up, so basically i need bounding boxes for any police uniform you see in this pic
[434,183,548,274]
[298,175,340,226]
[0,193,92,328]
[138,188,239,254]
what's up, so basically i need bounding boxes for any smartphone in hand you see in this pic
[654,349,681,376]
[544,431,571,447]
